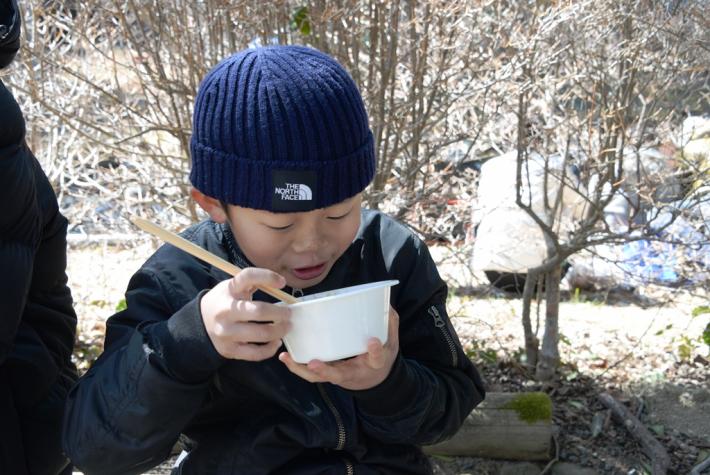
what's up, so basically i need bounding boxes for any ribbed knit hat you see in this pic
[189,45,375,212]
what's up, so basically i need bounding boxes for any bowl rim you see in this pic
[286,279,399,307]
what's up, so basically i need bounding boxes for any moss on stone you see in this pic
[502,392,552,424]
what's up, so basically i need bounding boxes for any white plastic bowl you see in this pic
[281,280,399,363]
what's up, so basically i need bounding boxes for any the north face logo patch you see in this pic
[274,183,312,201]
[272,169,317,212]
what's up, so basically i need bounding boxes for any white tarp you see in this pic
[471,151,586,273]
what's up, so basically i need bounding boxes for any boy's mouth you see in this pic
[292,263,327,281]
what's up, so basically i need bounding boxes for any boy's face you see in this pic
[193,189,362,289]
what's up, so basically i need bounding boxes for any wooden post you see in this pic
[423,392,553,461]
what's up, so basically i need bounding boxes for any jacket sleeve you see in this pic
[0,240,35,363]
[1,78,77,404]
[62,267,226,475]
[0,81,38,363]
[347,233,485,446]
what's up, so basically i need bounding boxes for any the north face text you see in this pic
[272,169,317,212]
[274,183,313,201]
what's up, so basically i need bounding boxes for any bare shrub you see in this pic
[7,0,497,233]
[468,0,710,380]
[5,2,708,382]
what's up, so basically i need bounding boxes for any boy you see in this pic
[1,1,77,473]
[63,45,485,474]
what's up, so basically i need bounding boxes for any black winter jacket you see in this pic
[1,15,78,472]
[63,212,485,474]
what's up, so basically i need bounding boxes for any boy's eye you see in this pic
[327,209,352,220]
[266,223,293,230]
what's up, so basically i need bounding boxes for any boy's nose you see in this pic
[292,229,326,253]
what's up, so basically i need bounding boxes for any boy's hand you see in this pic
[278,307,400,391]
[200,268,291,361]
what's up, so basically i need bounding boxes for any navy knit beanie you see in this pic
[189,45,375,212]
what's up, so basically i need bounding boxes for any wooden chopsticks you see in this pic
[131,217,298,304]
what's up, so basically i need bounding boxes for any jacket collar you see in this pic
[218,221,253,270]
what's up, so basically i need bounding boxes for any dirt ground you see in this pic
[66,242,710,475]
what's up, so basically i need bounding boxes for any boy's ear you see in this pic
[191,188,228,223]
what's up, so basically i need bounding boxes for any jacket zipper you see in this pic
[306,292,350,472]
[428,305,458,367]
[318,384,346,450]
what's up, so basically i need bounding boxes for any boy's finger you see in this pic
[278,352,327,383]
[386,307,400,348]
[228,268,287,299]
[228,339,283,362]
[230,300,291,324]
[232,320,290,343]
[365,338,385,369]
[305,359,344,383]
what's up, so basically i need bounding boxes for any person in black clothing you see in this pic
[1,1,78,474]
[63,45,485,474]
